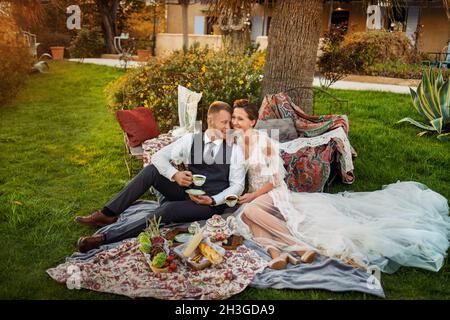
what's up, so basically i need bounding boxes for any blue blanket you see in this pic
[69,200,385,298]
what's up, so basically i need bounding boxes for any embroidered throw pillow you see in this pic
[255,118,298,143]
[116,107,160,147]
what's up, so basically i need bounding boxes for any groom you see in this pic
[75,101,246,252]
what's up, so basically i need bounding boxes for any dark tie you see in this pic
[203,141,215,164]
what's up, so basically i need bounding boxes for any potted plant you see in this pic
[50,46,65,60]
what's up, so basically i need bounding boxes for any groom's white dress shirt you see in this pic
[152,132,246,206]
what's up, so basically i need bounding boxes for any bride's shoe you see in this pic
[266,246,300,269]
[293,250,317,263]
[268,253,301,269]
[265,246,288,270]
[300,250,316,263]
[268,254,288,270]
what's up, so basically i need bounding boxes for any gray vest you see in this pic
[188,133,232,196]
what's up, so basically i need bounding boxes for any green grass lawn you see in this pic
[0,61,449,300]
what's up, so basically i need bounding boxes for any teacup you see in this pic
[224,194,238,207]
[192,174,206,186]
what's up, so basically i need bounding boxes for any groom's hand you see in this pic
[189,195,213,206]
[173,171,193,187]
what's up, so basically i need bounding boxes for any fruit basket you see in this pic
[149,265,170,273]
[138,217,178,273]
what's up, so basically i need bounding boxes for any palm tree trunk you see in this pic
[181,1,189,51]
[262,0,323,114]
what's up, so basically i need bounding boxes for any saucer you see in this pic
[185,189,206,196]
[174,233,193,243]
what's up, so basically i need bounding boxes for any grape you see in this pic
[152,252,168,268]
[139,242,152,254]
[169,262,177,272]
[138,232,152,253]
[138,232,150,244]
[151,236,165,245]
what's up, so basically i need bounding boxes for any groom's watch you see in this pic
[210,197,216,206]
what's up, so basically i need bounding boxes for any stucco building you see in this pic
[160,0,449,55]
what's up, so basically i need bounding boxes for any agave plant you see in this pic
[398,67,450,140]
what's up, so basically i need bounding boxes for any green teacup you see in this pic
[192,174,206,187]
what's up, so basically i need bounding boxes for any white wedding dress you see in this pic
[235,130,450,273]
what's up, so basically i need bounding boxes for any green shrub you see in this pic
[317,24,357,88]
[0,43,34,105]
[365,61,450,79]
[68,28,105,59]
[341,30,420,73]
[398,67,450,140]
[106,44,264,132]
[136,38,151,51]
[35,31,72,57]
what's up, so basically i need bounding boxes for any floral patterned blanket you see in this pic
[142,130,178,167]
[46,239,267,300]
[259,92,356,192]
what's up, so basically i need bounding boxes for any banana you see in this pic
[198,243,223,265]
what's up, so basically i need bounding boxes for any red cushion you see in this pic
[116,107,160,147]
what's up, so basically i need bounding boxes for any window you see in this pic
[194,16,205,35]
[331,9,350,32]
[206,16,218,35]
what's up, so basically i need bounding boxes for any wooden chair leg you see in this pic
[130,156,134,177]
[124,155,132,179]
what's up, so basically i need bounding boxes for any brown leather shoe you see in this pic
[77,234,106,253]
[74,210,118,228]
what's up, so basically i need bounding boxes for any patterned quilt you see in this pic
[259,92,356,192]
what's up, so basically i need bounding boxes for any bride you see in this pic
[230,99,450,273]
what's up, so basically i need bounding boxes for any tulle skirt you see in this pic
[239,181,450,274]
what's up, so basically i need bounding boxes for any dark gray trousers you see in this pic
[103,164,186,215]
[102,165,229,242]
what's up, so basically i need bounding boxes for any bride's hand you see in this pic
[239,193,257,204]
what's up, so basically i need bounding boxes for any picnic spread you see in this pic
[46,86,382,299]
[47,206,385,299]
[47,214,268,300]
